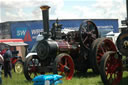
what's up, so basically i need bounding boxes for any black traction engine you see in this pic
[24,5,115,81]
[36,6,98,80]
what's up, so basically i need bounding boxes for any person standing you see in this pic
[0,54,4,85]
[3,46,12,78]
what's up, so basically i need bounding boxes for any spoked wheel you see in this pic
[89,38,103,73]
[79,20,99,50]
[91,38,117,73]
[24,56,41,81]
[100,51,122,85]
[53,53,74,80]
[116,30,128,56]
[14,61,23,74]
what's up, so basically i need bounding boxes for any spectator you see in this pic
[0,54,4,85]
[3,46,12,78]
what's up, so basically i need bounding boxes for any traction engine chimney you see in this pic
[126,0,128,20]
[121,0,128,26]
[40,5,50,38]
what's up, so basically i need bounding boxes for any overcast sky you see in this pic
[0,0,127,26]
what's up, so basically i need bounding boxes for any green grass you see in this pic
[2,70,128,85]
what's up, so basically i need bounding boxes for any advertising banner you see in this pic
[10,19,118,49]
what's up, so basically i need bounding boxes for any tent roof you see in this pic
[0,39,28,46]
[1,42,28,46]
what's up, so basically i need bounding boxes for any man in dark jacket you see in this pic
[3,46,12,78]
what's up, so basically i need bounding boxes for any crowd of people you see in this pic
[0,46,12,85]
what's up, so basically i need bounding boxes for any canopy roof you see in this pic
[0,39,28,46]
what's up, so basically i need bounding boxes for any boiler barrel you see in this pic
[36,40,72,60]
[36,40,57,60]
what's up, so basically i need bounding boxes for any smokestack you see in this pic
[126,0,128,19]
[40,5,50,36]
[122,0,128,26]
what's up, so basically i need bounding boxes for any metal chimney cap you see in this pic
[40,5,50,10]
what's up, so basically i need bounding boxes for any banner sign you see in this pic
[11,19,118,49]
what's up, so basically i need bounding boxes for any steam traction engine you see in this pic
[24,6,116,81]
[100,0,128,85]
[100,24,128,85]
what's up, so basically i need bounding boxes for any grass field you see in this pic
[2,70,128,85]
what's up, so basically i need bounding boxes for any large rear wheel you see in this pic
[91,38,117,74]
[100,51,122,85]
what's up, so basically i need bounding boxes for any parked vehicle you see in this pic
[100,0,128,85]
[0,39,28,73]
[24,6,116,81]
[100,29,128,85]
